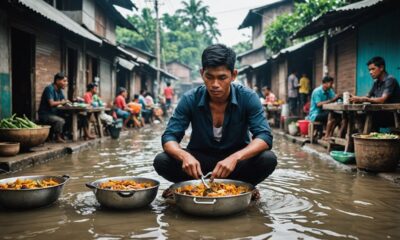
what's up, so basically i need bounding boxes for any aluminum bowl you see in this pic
[171,179,254,217]
[86,176,159,209]
[0,175,70,209]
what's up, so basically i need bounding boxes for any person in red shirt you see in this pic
[164,82,174,110]
[262,86,276,105]
[114,87,131,128]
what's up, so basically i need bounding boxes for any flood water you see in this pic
[1,124,400,239]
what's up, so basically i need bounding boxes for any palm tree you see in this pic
[177,0,220,41]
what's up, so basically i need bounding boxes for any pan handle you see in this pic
[61,175,70,182]
[117,191,136,198]
[193,198,217,205]
[85,182,96,189]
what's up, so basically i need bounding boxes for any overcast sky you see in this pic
[117,0,278,46]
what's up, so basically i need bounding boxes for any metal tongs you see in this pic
[200,172,214,196]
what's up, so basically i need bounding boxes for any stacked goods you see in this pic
[0,114,39,129]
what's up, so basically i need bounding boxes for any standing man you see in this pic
[299,73,310,109]
[164,82,174,111]
[153,44,277,199]
[38,72,69,143]
[288,70,299,116]
[350,56,400,129]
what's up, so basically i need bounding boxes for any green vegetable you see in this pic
[0,114,40,129]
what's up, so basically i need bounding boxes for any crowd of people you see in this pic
[38,72,174,142]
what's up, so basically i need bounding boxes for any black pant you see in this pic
[288,97,298,116]
[153,149,277,186]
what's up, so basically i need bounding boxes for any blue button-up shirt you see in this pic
[162,83,273,154]
[307,85,336,121]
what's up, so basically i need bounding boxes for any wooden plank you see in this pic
[323,103,400,111]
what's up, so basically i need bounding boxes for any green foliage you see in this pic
[116,0,221,72]
[232,40,252,55]
[264,0,346,53]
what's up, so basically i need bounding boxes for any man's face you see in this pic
[368,63,384,79]
[200,66,237,100]
[323,81,334,89]
[92,86,98,94]
[122,91,128,98]
[57,78,68,89]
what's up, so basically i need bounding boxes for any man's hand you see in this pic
[350,96,366,103]
[211,156,238,179]
[181,155,203,179]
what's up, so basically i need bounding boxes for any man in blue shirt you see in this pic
[38,72,69,143]
[308,76,343,139]
[153,44,277,198]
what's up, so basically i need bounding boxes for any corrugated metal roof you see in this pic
[338,0,383,11]
[117,57,137,71]
[293,0,387,38]
[238,0,292,29]
[272,37,319,59]
[18,0,101,43]
[251,60,268,69]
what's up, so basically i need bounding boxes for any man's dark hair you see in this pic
[262,86,271,91]
[166,82,171,87]
[140,89,146,95]
[201,44,236,73]
[86,82,97,92]
[134,94,139,100]
[54,72,66,83]
[322,76,334,83]
[118,87,127,95]
[367,56,386,70]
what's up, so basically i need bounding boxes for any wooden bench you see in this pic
[308,121,323,143]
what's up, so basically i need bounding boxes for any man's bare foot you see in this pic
[55,136,66,143]
[251,188,261,202]
[84,135,96,140]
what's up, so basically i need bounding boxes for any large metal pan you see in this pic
[0,175,70,209]
[171,179,254,217]
[86,176,159,209]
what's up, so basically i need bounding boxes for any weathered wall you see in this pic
[239,48,266,66]
[0,9,11,118]
[278,59,288,100]
[167,63,190,82]
[35,32,62,110]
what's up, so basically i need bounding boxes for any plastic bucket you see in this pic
[298,120,310,136]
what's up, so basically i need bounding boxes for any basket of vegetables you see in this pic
[0,115,50,150]
[352,133,400,172]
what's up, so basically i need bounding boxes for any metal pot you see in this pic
[0,175,70,209]
[86,176,159,209]
[171,179,254,217]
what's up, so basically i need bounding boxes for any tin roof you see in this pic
[17,0,101,43]
[293,0,387,38]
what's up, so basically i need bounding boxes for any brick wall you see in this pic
[35,32,62,112]
[313,31,357,94]
[335,32,357,94]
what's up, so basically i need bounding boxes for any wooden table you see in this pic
[57,106,104,141]
[322,103,400,151]
[263,105,281,128]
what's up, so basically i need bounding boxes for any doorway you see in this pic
[11,28,35,118]
[67,48,78,100]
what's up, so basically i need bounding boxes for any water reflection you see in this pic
[1,125,400,239]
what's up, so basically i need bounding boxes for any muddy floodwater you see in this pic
[1,124,400,239]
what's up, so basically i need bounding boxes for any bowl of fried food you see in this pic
[0,175,70,209]
[171,179,254,216]
[86,176,159,209]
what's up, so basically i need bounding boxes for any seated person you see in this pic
[308,76,345,139]
[261,86,276,105]
[114,87,132,128]
[350,56,400,130]
[153,44,277,199]
[145,92,163,122]
[38,72,69,143]
[128,95,145,128]
[84,83,114,126]
[139,90,153,124]
[303,96,311,115]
